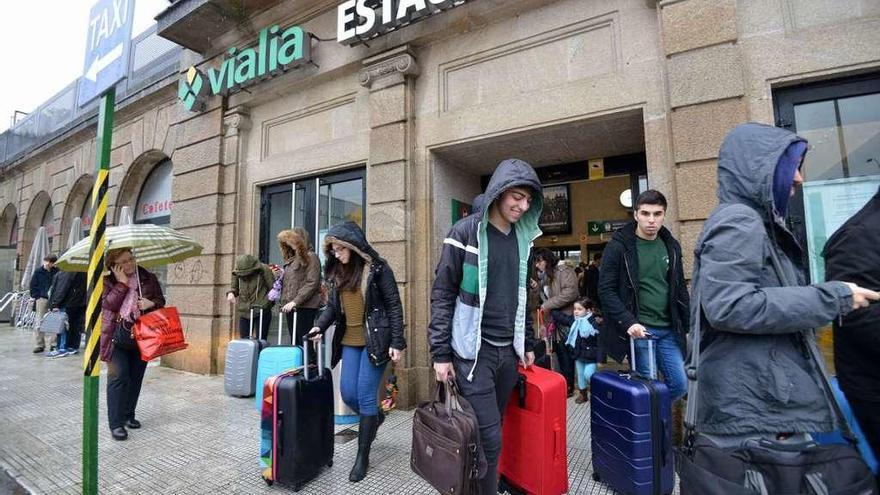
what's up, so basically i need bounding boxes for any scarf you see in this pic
[118,274,141,323]
[565,312,597,348]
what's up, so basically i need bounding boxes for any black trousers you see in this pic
[286,308,319,363]
[237,312,272,341]
[106,346,148,429]
[453,343,520,495]
[554,335,575,393]
[847,395,880,464]
[64,306,85,350]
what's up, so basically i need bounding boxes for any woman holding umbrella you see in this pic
[100,248,165,441]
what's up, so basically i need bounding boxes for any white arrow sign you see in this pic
[84,42,123,82]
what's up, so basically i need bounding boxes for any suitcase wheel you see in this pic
[592,472,601,482]
[263,478,273,487]
[293,484,301,492]
[327,459,333,467]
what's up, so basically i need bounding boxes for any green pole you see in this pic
[83,88,114,495]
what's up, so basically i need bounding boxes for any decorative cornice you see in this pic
[358,46,420,88]
[222,106,251,137]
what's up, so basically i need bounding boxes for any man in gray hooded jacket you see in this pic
[690,123,878,444]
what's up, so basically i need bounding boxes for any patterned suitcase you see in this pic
[590,338,674,495]
[224,307,267,397]
[254,311,303,410]
[260,336,334,491]
[499,365,569,495]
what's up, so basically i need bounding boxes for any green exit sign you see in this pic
[587,221,605,235]
[588,220,629,235]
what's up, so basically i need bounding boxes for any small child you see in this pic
[558,298,600,404]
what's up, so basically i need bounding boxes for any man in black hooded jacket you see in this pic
[824,187,880,464]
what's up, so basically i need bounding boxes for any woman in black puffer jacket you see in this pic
[308,221,405,483]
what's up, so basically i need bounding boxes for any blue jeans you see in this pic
[633,325,687,401]
[340,345,387,416]
[575,360,598,390]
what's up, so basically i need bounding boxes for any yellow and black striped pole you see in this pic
[83,88,114,495]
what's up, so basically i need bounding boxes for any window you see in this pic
[774,74,880,281]
[135,159,173,225]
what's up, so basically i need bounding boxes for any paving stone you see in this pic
[0,324,678,494]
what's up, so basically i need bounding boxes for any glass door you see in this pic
[260,168,366,266]
[774,73,880,281]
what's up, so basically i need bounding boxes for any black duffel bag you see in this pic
[677,249,878,495]
[676,435,876,494]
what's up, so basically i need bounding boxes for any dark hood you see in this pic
[322,221,379,264]
[232,254,262,276]
[480,158,544,213]
[716,123,807,221]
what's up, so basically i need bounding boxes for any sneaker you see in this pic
[32,347,45,354]
[65,349,78,355]
[46,350,63,358]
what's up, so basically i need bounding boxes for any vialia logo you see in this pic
[178,24,312,111]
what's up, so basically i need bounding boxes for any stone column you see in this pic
[359,46,426,408]
[658,0,748,275]
[163,99,235,374]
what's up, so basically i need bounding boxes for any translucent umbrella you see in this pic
[20,226,50,289]
[66,217,83,250]
[55,223,203,272]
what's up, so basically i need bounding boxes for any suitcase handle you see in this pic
[516,374,527,408]
[629,336,657,380]
[303,332,323,380]
[553,425,564,460]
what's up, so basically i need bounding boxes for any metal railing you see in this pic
[0,25,182,168]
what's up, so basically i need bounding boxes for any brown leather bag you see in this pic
[411,379,487,495]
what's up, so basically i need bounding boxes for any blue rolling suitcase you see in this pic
[591,338,674,495]
[255,311,303,410]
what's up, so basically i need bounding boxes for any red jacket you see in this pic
[100,267,165,362]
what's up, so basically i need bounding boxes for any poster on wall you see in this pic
[540,184,571,235]
[803,175,880,282]
[451,199,472,224]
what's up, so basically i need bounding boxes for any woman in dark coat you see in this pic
[308,221,405,483]
[100,248,165,441]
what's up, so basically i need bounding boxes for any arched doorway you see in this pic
[60,174,94,248]
[0,205,18,313]
[117,153,174,289]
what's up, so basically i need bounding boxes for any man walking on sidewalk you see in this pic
[48,269,87,356]
[429,158,541,494]
[30,254,58,354]
[598,190,689,401]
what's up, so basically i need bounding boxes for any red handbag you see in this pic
[133,306,188,361]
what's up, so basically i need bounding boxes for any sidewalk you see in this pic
[0,324,626,494]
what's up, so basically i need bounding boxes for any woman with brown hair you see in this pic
[100,248,165,441]
[274,228,322,358]
[532,248,580,396]
[308,221,405,483]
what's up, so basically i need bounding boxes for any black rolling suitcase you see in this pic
[262,335,334,491]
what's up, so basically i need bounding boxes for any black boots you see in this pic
[349,415,380,482]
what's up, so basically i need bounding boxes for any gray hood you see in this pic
[480,158,543,214]
[717,123,806,221]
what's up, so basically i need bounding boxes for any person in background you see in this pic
[690,123,878,448]
[30,254,59,354]
[48,269,87,357]
[275,228,322,361]
[428,158,541,495]
[308,221,405,483]
[823,185,880,471]
[100,248,165,441]
[585,252,602,309]
[533,248,580,396]
[227,254,275,341]
[598,190,689,402]
[555,298,601,404]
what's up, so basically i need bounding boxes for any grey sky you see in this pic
[0,0,169,133]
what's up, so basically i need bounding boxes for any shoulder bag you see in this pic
[675,239,878,495]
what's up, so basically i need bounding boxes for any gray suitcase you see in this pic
[224,307,268,397]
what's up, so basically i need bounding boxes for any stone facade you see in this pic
[0,0,878,407]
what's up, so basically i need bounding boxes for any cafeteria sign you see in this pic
[179,23,313,111]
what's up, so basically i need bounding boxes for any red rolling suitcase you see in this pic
[499,364,569,495]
